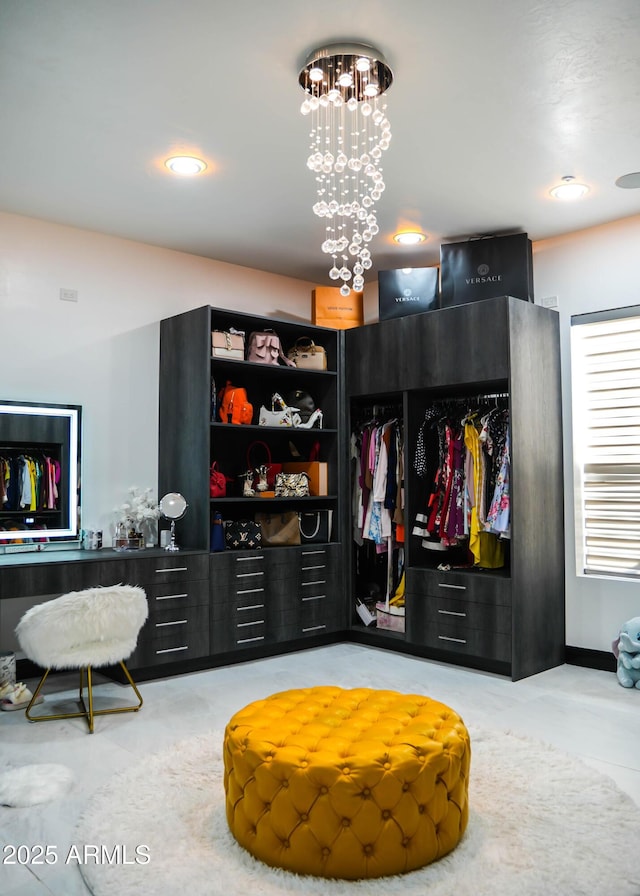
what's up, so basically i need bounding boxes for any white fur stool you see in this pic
[16,584,148,733]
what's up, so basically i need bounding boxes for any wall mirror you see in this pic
[0,400,81,546]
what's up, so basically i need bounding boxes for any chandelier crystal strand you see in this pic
[299,43,392,295]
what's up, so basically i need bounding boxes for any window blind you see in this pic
[572,312,640,577]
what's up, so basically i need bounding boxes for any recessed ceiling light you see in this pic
[550,176,589,200]
[615,172,640,189]
[393,231,426,245]
[164,156,207,176]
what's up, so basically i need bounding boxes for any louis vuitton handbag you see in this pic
[224,520,262,550]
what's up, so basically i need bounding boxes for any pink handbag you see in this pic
[246,330,295,367]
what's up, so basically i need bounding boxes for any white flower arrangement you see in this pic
[116,486,160,536]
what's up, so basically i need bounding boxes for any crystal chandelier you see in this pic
[298,42,393,295]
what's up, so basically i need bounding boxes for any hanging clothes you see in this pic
[413,396,509,568]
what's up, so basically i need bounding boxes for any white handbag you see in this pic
[259,393,302,427]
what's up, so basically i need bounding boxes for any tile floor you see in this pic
[1,643,640,895]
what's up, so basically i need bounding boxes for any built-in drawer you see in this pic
[418,619,511,663]
[127,552,209,586]
[407,568,511,607]
[144,579,210,615]
[130,604,210,666]
[409,593,512,634]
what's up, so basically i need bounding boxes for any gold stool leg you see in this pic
[25,668,50,721]
[25,661,143,733]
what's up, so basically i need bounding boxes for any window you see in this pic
[571,306,640,578]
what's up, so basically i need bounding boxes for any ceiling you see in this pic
[1,0,640,285]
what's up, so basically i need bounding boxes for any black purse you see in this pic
[298,510,331,544]
[225,520,262,550]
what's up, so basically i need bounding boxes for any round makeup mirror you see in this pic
[159,492,187,552]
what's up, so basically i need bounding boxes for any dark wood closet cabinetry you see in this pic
[158,305,348,666]
[345,296,564,681]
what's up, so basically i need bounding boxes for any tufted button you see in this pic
[320,785,329,795]
[402,783,409,792]
[301,759,308,768]
[300,813,309,822]
[342,766,350,775]
[264,802,271,811]
[402,837,410,848]
[282,839,290,849]
[363,844,374,856]
[383,762,391,770]
[418,805,425,814]
[322,847,331,857]
[281,780,289,788]
[382,809,391,819]
[342,818,351,827]
[361,787,371,798]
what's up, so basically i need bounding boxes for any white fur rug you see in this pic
[0,764,74,807]
[76,727,640,896]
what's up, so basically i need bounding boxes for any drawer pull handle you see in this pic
[302,550,326,556]
[302,595,325,602]
[303,624,326,633]
[155,593,188,601]
[301,565,325,571]
[237,620,264,628]
[237,635,265,644]
[155,645,188,655]
[302,580,326,586]
[237,603,265,611]
[438,583,466,591]
[236,587,265,595]
[155,567,188,574]
[235,556,264,563]
[438,635,467,644]
[236,572,265,579]
[155,619,187,628]
[438,609,467,617]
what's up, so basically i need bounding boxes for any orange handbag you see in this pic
[218,381,253,425]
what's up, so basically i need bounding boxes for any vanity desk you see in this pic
[0,548,210,677]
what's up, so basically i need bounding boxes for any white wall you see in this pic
[2,209,639,653]
[0,212,314,540]
[534,214,640,651]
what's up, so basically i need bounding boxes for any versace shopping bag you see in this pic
[440,233,534,308]
[378,267,439,320]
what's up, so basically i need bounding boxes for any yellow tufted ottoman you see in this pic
[223,686,470,879]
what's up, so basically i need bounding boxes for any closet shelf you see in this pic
[211,358,337,377]
[210,423,336,435]
[209,495,337,505]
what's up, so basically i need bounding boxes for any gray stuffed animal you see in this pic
[612,616,640,688]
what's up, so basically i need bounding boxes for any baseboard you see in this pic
[565,646,616,673]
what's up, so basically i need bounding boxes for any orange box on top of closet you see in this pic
[312,286,364,330]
